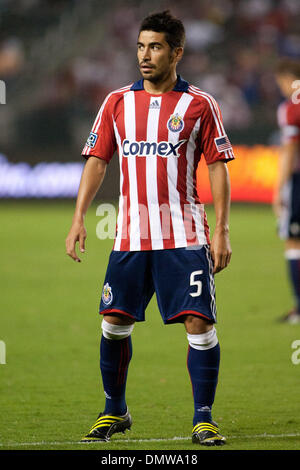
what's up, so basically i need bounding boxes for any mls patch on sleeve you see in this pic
[86,132,98,149]
[214,135,232,152]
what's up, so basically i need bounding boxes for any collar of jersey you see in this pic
[130,74,189,92]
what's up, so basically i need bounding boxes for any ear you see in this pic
[173,47,184,64]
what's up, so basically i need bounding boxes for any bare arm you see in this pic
[66,157,107,262]
[208,161,232,274]
[273,141,298,217]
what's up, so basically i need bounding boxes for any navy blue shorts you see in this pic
[99,245,216,324]
[279,173,300,239]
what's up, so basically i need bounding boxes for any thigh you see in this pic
[151,246,216,324]
[99,250,154,322]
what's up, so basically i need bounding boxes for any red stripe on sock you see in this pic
[117,338,129,386]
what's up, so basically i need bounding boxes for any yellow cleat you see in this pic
[81,409,132,442]
[192,421,226,446]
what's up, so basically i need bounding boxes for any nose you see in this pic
[141,47,151,62]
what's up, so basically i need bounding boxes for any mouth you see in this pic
[140,64,155,72]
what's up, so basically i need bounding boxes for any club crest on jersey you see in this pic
[102,282,113,306]
[86,132,98,149]
[167,113,184,133]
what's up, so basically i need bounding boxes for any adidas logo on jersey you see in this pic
[122,139,186,158]
[149,100,160,109]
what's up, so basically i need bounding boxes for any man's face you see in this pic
[276,72,297,99]
[137,30,182,83]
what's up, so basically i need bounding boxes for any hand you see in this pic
[65,219,87,262]
[210,228,232,274]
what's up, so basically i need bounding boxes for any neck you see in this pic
[143,70,178,94]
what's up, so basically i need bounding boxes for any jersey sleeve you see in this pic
[81,93,117,163]
[277,101,300,144]
[198,96,235,165]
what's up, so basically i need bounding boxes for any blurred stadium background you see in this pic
[0,0,299,201]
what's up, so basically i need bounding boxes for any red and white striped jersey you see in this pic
[82,75,235,251]
[277,98,300,172]
[277,99,300,144]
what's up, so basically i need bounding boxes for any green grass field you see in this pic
[0,201,299,451]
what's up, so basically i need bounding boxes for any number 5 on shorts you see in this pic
[189,270,203,297]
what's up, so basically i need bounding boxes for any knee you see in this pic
[184,315,218,351]
[101,317,134,340]
[187,327,218,350]
[184,315,213,334]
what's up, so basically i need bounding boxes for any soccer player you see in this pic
[66,10,234,445]
[274,58,300,324]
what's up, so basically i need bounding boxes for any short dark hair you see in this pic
[276,57,300,78]
[139,10,185,50]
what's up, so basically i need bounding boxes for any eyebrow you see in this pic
[137,41,163,47]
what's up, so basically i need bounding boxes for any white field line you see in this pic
[0,433,300,447]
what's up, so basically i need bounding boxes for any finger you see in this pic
[79,233,86,253]
[212,253,221,274]
[213,253,229,273]
[222,252,231,269]
[226,252,232,266]
[221,253,229,270]
[66,239,81,262]
[67,249,81,262]
[210,251,218,273]
[214,264,223,274]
